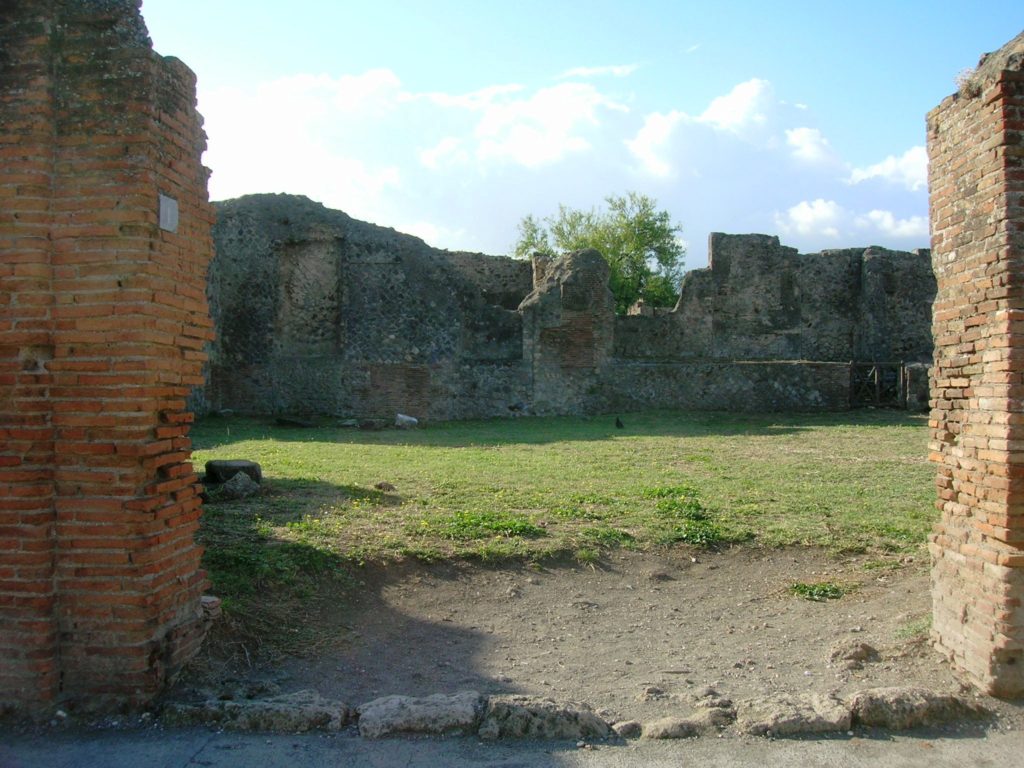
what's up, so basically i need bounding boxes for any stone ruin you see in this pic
[198,194,936,421]
[2,0,1021,715]
[2,0,213,712]
[926,30,1024,697]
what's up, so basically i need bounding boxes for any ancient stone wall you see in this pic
[520,249,616,414]
[1,0,214,712]
[204,195,531,421]
[614,234,935,364]
[927,31,1024,698]
[202,198,934,420]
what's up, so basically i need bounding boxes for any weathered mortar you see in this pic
[927,30,1024,698]
[614,234,935,363]
[201,197,934,419]
[1,0,214,712]
[204,194,532,420]
[520,248,616,415]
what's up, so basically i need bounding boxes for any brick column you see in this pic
[927,32,1024,698]
[1,0,214,712]
[0,4,61,711]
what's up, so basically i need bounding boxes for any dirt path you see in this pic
[177,548,1024,730]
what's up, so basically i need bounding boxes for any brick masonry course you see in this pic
[0,0,214,713]
[927,30,1024,698]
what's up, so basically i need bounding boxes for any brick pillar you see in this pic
[1,0,215,712]
[927,32,1024,698]
[0,3,61,712]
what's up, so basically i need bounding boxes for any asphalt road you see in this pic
[2,727,1022,768]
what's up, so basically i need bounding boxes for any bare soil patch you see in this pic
[175,547,1023,731]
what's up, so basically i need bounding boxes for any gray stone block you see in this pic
[205,459,262,484]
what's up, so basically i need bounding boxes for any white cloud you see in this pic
[199,75,403,217]
[685,44,701,54]
[471,83,627,168]
[785,127,832,163]
[625,110,686,177]
[556,63,639,79]
[774,199,844,238]
[417,81,629,170]
[857,210,929,238]
[202,68,630,224]
[774,202,929,244]
[849,145,928,191]
[626,78,781,178]
[698,78,773,133]
[419,137,466,169]
[257,69,403,116]
[421,83,525,110]
[196,65,930,266]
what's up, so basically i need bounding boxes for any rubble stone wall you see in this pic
[615,233,934,364]
[203,195,530,421]
[202,197,935,420]
[0,0,214,712]
[927,31,1024,698]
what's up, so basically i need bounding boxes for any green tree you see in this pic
[513,214,551,259]
[513,192,685,313]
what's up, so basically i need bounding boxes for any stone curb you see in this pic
[357,692,484,738]
[162,690,351,733]
[159,685,989,741]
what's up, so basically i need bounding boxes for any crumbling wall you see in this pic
[927,31,1024,698]
[445,250,534,310]
[520,249,616,414]
[202,197,935,419]
[613,234,935,364]
[205,195,531,420]
[1,0,214,712]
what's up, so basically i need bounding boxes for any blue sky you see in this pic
[141,1,1023,267]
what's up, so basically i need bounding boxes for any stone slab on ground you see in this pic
[737,693,851,737]
[478,696,611,740]
[829,640,880,670]
[848,686,988,730]
[161,690,351,732]
[357,691,485,738]
[611,719,642,739]
[643,708,735,739]
[204,459,262,484]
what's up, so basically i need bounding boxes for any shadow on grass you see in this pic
[181,484,551,707]
[193,408,927,451]
[197,474,412,589]
[196,476,557,604]
[197,495,346,602]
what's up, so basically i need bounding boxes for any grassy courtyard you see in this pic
[190,410,936,608]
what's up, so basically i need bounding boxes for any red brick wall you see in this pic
[927,34,1024,697]
[0,2,60,714]
[1,0,214,712]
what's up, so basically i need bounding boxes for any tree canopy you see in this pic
[513,192,685,314]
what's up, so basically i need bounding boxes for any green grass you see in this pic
[412,509,547,540]
[190,409,935,605]
[789,581,847,601]
[897,614,933,641]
